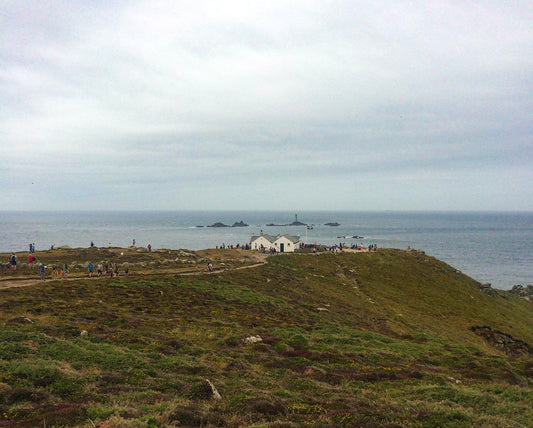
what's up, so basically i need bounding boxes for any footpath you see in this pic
[0,261,268,290]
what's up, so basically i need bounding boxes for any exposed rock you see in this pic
[243,335,263,344]
[509,284,533,299]
[232,220,249,227]
[325,222,340,226]
[80,330,88,337]
[205,379,222,400]
[470,326,533,357]
[479,282,499,297]
[267,220,307,226]
[207,222,230,228]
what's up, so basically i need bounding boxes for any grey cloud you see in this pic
[1,0,532,210]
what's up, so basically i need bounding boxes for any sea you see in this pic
[1,211,532,290]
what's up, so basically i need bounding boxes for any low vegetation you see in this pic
[0,248,531,427]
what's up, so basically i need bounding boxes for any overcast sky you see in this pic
[1,1,532,211]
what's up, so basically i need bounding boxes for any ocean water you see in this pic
[1,211,532,290]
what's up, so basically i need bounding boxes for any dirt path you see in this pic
[0,279,46,290]
[0,259,269,290]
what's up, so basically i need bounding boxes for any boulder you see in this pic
[243,335,263,344]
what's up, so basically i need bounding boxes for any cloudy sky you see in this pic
[1,0,532,211]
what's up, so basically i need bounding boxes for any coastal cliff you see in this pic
[0,248,531,426]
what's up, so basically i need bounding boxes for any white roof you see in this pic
[250,234,300,244]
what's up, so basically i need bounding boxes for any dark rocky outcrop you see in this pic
[207,222,230,228]
[266,221,306,226]
[479,282,499,298]
[509,284,533,300]
[325,222,340,226]
[232,221,249,227]
[470,326,533,357]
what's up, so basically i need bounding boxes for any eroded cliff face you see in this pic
[470,325,533,358]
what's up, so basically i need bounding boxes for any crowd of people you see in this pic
[4,241,133,282]
[216,243,251,250]
[6,237,379,282]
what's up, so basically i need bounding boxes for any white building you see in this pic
[250,232,300,253]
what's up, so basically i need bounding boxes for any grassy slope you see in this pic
[0,249,531,427]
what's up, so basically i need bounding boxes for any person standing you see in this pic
[88,262,94,277]
[97,263,103,276]
[147,244,152,252]
[39,263,46,281]
[9,254,16,271]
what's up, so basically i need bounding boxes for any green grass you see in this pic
[0,249,531,427]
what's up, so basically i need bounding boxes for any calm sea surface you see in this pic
[1,211,531,290]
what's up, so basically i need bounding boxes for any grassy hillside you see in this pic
[0,248,531,427]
